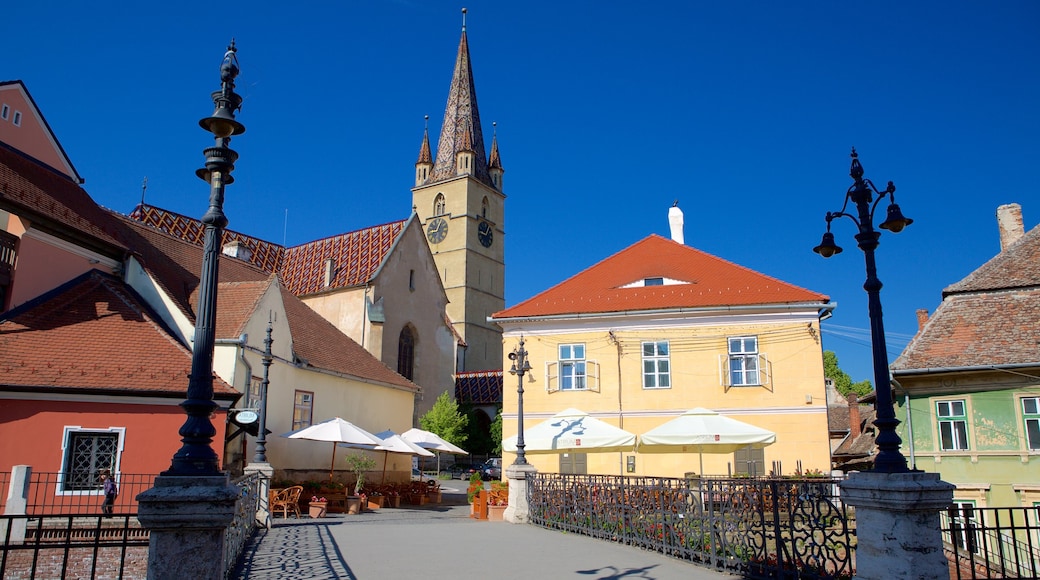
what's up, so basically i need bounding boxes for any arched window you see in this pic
[433,194,446,216]
[398,326,415,381]
[481,197,490,219]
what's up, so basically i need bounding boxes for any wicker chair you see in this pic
[270,485,303,518]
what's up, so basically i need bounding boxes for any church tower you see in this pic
[413,10,505,372]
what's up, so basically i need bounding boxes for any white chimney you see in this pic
[221,240,251,262]
[668,201,684,244]
[997,203,1025,251]
[324,258,336,288]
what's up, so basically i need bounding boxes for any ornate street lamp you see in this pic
[814,148,912,473]
[507,337,533,465]
[253,317,273,463]
[166,41,245,476]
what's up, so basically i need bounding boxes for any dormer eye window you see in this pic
[644,277,664,286]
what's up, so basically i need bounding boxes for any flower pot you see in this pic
[488,504,506,521]
[388,495,401,508]
[346,496,362,514]
[309,502,328,519]
[367,496,384,510]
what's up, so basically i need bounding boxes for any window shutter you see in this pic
[759,353,771,387]
[718,354,731,387]
[588,360,600,392]
[545,361,558,393]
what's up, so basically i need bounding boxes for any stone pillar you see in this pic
[503,463,537,524]
[244,462,274,529]
[840,471,954,580]
[136,475,239,580]
[2,465,31,543]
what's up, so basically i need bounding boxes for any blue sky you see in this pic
[7,1,1039,383]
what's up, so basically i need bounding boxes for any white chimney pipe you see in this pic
[668,201,684,244]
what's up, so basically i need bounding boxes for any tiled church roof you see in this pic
[494,235,829,319]
[455,370,503,405]
[130,204,284,272]
[280,220,406,296]
[0,270,237,397]
[127,204,407,298]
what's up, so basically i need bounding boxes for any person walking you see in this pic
[100,469,117,516]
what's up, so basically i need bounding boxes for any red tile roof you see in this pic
[127,204,407,298]
[0,270,237,398]
[0,144,127,255]
[892,223,1040,371]
[278,284,419,392]
[493,235,829,319]
[214,278,274,340]
[280,220,406,296]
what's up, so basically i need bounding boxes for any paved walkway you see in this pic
[231,484,736,580]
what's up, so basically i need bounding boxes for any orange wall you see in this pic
[0,399,228,475]
[0,85,76,180]
[8,233,101,309]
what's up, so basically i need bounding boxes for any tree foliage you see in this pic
[823,350,873,398]
[419,391,469,447]
[489,411,502,455]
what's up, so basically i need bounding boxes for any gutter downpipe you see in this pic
[216,334,252,399]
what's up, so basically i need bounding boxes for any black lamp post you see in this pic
[508,337,533,465]
[253,317,273,463]
[814,148,912,474]
[166,41,246,476]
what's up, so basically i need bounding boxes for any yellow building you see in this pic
[491,225,835,478]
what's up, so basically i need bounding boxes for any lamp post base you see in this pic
[839,471,953,580]
[503,462,537,524]
[136,474,239,580]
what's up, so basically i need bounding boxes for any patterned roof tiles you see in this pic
[493,235,829,319]
[416,127,432,165]
[0,270,237,398]
[130,204,284,273]
[429,30,494,189]
[892,222,1040,371]
[279,220,406,296]
[455,370,503,405]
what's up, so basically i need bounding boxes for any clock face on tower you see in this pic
[478,221,494,248]
[427,217,448,244]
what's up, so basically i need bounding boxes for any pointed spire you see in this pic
[431,8,492,187]
[417,115,432,164]
[488,122,502,170]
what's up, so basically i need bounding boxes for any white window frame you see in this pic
[1022,397,1040,451]
[937,400,969,451]
[1,104,8,120]
[57,426,126,495]
[718,337,770,389]
[12,110,21,127]
[545,346,599,393]
[559,344,586,391]
[641,340,670,389]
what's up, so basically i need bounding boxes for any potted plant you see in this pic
[308,495,328,518]
[344,452,377,514]
[487,480,508,521]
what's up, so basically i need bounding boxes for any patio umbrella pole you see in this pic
[330,443,337,481]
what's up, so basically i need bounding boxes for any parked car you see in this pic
[482,458,503,480]
[445,462,481,480]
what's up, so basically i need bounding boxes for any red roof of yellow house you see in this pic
[493,235,829,319]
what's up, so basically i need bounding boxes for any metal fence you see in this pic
[943,505,1040,579]
[0,472,156,516]
[0,470,265,579]
[528,473,855,579]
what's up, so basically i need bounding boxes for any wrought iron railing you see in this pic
[528,473,855,579]
[942,504,1040,579]
[0,514,149,579]
[0,472,157,516]
[223,472,263,578]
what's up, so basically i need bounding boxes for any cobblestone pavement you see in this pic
[231,484,736,580]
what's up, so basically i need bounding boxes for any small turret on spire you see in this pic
[488,121,504,190]
[415,115,433,186]
[462,7,467,31]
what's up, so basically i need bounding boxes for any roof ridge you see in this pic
[284,218,408,250]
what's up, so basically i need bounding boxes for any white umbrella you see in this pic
[401,428,468,479]
[355,430,434,483]
[282,417,383,481]
[502,408,637,454]
[638,408,776,475]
